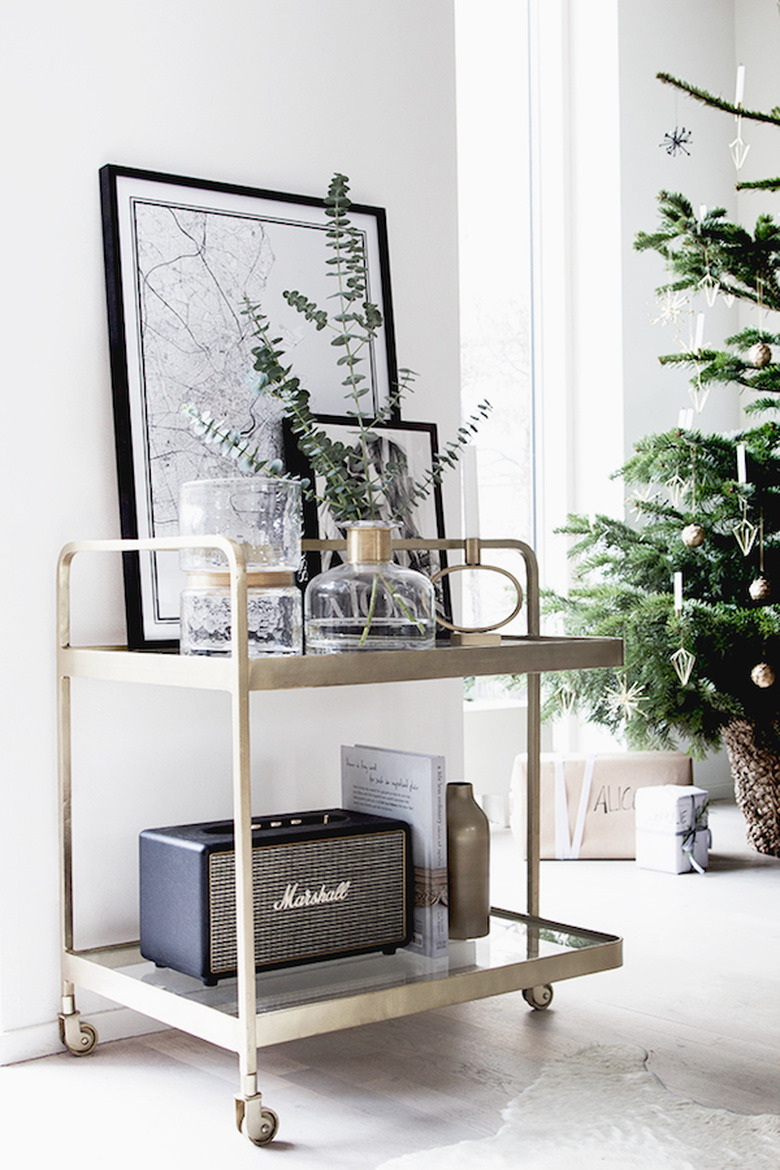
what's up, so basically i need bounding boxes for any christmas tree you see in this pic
[544,71,780,856]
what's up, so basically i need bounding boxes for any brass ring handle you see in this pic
[430,562,524,634]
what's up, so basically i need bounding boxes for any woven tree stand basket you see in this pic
[722,718,780,857]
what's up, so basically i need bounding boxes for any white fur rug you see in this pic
[376,1044,780,1169]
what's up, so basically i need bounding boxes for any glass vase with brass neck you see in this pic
[304,521,436,654]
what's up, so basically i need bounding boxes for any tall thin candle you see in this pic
[735,64,745,107]
[462,445,480,537]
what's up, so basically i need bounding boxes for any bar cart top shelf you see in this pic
[58,634,621,691]
[57,535,623,689]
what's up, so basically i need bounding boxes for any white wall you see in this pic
[0,0,464,1061]
[618,0,742,452]
[735,0,780,417]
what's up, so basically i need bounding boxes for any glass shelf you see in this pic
[64,910,621,1048]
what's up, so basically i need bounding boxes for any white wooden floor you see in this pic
[2,800,779,1167]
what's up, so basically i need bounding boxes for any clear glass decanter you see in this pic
[304,521,436,653]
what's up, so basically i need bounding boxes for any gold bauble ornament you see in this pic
[681,523,705,548]
[749,575,772,602]
[751,662,776,688]
[748,342,772,368]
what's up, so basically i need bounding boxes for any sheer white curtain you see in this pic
[457,0,625,746]
[455,0,534,644]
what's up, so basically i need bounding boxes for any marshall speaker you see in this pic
[139,809,413,985]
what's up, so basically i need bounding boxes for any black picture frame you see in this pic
[284,416,453,630]
[99,164,400,649]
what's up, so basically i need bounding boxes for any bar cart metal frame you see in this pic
[57,535,623,1146]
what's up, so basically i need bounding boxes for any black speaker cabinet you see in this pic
[140,809,413,984]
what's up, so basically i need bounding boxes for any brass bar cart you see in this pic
[57,536,623,1145]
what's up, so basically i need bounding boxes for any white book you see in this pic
[341,744,448,956]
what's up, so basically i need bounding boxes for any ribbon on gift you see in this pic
[681,798,711,874]
[554,755,596,859]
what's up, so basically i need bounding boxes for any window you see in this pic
[455,0,534,659]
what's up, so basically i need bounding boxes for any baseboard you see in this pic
[0,1006,166,1067]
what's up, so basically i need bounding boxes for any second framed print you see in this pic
[285,416,452,629]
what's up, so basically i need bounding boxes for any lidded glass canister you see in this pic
[178,477,302,656]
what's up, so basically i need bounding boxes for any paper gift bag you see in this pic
[635,784,711,873]
[511,751,693,860]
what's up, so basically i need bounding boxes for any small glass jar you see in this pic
[179,570,302,657]
[178,477,302,657]
[304,521,436,654]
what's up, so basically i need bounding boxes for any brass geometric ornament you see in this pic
[688,378,710,414]
[729,124,750,171]
[670,646,696,686]
[733,514,758,557]
[666,472,687,508]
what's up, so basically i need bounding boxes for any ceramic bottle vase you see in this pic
[446,782,490,938]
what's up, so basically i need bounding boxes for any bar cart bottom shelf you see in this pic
[60,909,621,1143]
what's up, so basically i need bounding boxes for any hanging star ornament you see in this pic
[660,126,693,157]
[629,484,657,514]
[670,646,696,686]
[652,288,690,327]
[606,673,647,720]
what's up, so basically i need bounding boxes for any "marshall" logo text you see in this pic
[272,881,351,911]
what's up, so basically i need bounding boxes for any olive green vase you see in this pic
[446,782,490,939]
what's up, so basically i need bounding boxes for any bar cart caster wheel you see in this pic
[59,1016,98,1055]
[523,984,553,1011]
[250,1109,279,1146]
[236,1098,279,1146]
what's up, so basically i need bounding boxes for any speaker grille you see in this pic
[208,831,408,972]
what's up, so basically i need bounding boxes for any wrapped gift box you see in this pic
[635,784,711,874]
[510,751,693,860]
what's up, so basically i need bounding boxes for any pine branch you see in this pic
[657,72,780,126]
[737,178,780,192]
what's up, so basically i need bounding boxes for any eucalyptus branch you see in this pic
[181,404,295,482]
[183,172,490,528]
[326,174,381,516]
[240,301,370,509]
